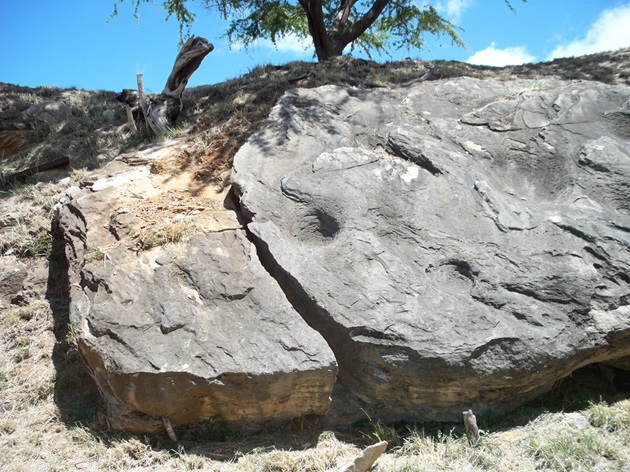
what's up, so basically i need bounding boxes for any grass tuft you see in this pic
[529,428,618,470]
[135,218,198,250]
[587,400,630,432]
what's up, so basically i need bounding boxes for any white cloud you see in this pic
[466,42,535,67]
[231,33,312,56]
[437,0,475,23]
[548,4,630,59]
[269,34,313,54]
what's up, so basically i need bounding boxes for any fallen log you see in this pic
[1,155,69,182]
[117,37,213,135]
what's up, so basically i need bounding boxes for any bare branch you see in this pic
[342,0,391,44]
[332,0,358,33]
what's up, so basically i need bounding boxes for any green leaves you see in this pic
[163,0,197,38]
[111,0,196,39]
[223,1,309,49]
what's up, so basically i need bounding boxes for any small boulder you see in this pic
[24,100,71,132]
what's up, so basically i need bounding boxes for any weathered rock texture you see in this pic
[0,130,31,160]
[232,78,630,422]
[57,141,337,432]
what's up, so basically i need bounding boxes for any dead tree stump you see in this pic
[117,36,213,135]
[463,409,481,446]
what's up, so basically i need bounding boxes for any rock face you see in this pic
[57,141,337,432]
[0,255,49,309]
[58,76,630,432]
[0,130,31,160]
[0,256,27,309]
[232,78,630,422]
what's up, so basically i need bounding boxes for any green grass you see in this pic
[20,231,53,258]
[587,400,630,432]
[63,322,80,347]
[529,428,618,471]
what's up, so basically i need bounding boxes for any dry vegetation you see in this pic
[1,48,630,471]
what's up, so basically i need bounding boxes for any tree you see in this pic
[112,1,522,62]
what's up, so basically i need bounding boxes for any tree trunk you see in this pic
[300,0,390,62]
[146,36,214,134]
[312,35,346,62]
[120,37,213,135]
[299,0,344,61]
[163,36,214,96]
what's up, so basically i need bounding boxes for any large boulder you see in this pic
[57,141,337,432]
[232,78,630,422]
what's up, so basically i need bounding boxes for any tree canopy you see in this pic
[112,0,522,62]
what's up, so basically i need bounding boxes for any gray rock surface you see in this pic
[0,255,49,308]
[24,100,72,132]
[232,78,630,422]
[0,256,27,309]
[56,145,337,432]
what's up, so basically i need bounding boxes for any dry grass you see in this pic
[0,84,133,176]
[1,303,627,472]
[0,170,87,257]
[2,381,629,471]
[1,49,630,470]
[132,218,199,250]
[148,47,630,191]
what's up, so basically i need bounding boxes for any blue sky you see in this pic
[2,1,630,93]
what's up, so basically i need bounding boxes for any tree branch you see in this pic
[339,0,390,44]
[332,0,357,33]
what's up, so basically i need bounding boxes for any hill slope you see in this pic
[1,49,630,471]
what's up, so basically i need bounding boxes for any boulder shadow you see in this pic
[46,218,102,426]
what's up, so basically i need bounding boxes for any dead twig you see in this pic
[136,74,150,133]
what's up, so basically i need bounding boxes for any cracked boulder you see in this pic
[56,141,337,432]
[232,78,630,422]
